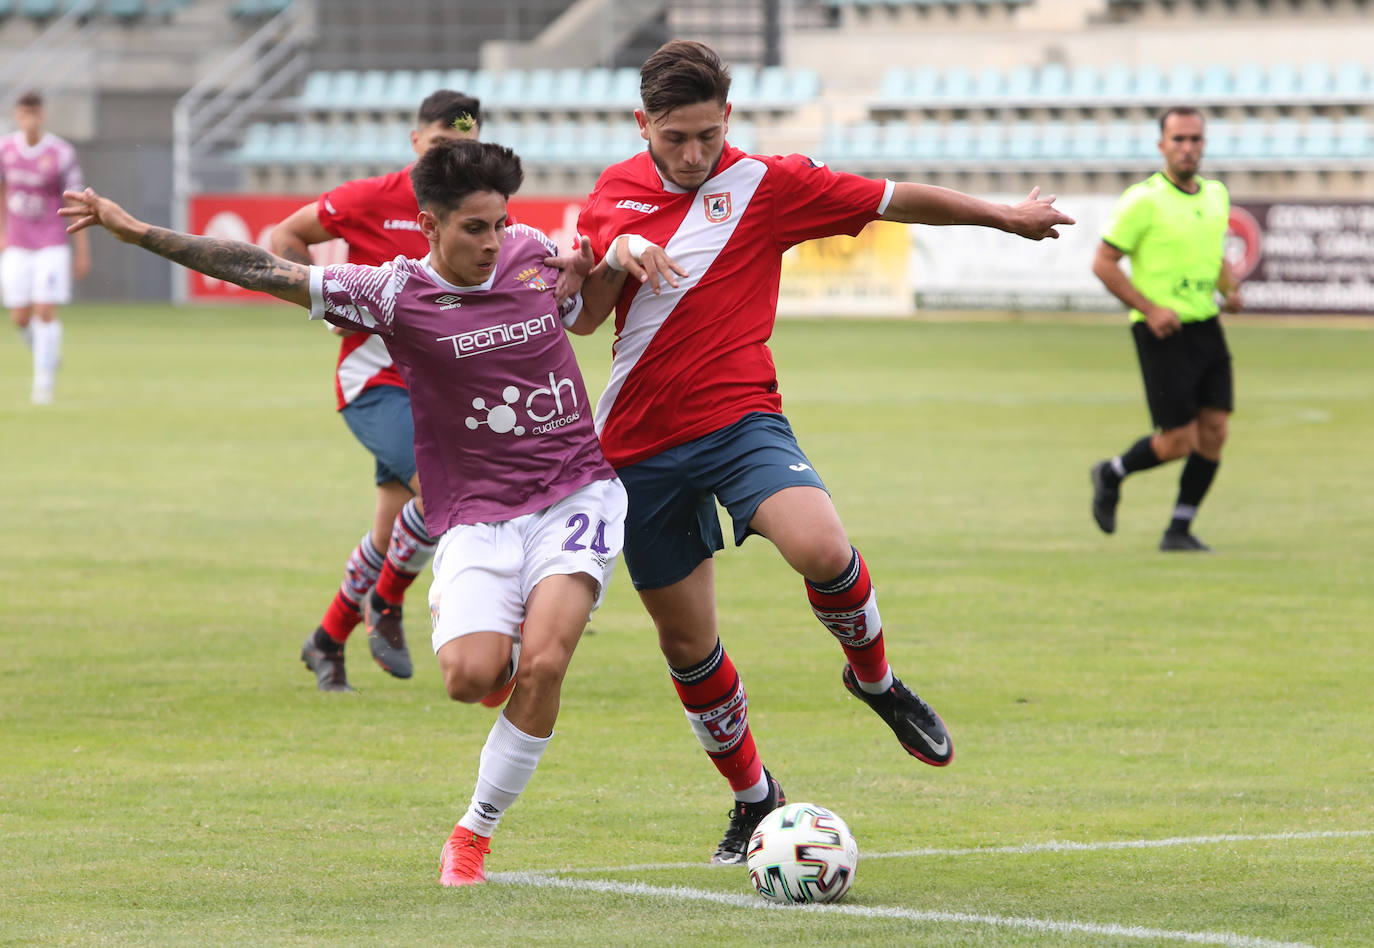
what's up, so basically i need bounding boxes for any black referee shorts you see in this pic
[1131,315,1234,431]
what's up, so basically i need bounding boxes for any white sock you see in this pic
[855,667,894,695]
[457,712,551,838]
[734,771,770,804]
[45,319,62,372]
[31,322,55,398]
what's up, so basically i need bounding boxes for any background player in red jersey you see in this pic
[569,40,1074,865]
[270,90,482,691]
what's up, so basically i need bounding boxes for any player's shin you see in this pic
[458,711,552,838]
[806,547,892,693]
[373,498,438,605]
[670,639,766,801]
[321,533,384,641]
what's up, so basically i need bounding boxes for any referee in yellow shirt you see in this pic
[1089,106,1243,552]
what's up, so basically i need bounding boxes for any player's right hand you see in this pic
[622,239,689,296]
[1144,304,1182,338]
[1007,187,1075,240]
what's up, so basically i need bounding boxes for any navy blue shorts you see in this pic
[340,384,418,488]
[616,412,828,591]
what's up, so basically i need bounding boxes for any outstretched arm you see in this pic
[880,184,1074,240]
[61,187,311,308]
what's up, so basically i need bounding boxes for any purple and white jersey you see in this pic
[0,132,82,249]
[308,224,615,537]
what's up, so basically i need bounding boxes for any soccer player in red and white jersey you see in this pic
[270,91,484,691]
[63,139,621,887]
[1,91,90,404]
[570,41,1074,865]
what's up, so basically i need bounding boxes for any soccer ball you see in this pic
[746,802,858,904]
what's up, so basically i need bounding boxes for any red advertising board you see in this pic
[186,194,589,302]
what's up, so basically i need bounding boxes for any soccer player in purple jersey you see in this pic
[61,139,623,887]
[1,91,90,404]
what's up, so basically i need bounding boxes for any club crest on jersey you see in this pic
[703,192,732,223]
[515,267,550,292]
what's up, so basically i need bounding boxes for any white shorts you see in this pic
[428,477,628,653]
[1,245,72,308]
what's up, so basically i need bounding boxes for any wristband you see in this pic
[604,233,654,271]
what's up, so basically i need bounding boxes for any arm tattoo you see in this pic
[275,244,313,266]
[138,226,308,297]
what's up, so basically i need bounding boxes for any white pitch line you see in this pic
[519,828,1374,876]
[490,873,1320,948]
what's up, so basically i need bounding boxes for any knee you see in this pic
[1153,427,1196,462]
[799,536,855,584]
[442,662,502,703]
[1201,416,1229,452]
[517,649,569,695]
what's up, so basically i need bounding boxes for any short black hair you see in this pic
[417,90,482,131]
[410,139,523,217]
[640,40,731,118]
[15,90,42,109]
[1159,106,1205,133]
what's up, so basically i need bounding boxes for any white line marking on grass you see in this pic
[490,873,1319,948]
[524,828,1374,876]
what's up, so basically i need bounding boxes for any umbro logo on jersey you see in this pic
[703,192,732,223]
[435,294,463,310]
[616,199,660,213]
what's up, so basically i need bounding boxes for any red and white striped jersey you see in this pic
[576,144,892,467]
[316,167,428,409]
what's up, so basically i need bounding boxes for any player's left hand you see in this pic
[545,235,595,305]
[1007,187,1075,240]
[59,187,145,244]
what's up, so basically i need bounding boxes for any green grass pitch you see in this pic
[2,304,1371,946]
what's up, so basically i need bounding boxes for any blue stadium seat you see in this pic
[1198,64,1231,100]
[939,121,975,161]
[1167,64,1198,99]
[1134,64,1167,101]
[235,122,274,162]
[1230,63,1265,100]
[972,123,1004,161]
[1265,63,1299,101]
[1205,119,1235,160]
[974,66,1006,101]
[909,66,940,101]
[1333,61,1369,97]
[1069,122,1102,161]
[493,71,528,108]
[355,70,389,109]
[1004,65,1034,101]
[1298,62,1333,98]
[878,67,909,102]
[380,71,416,109]
[441,69,471,96]
[940,67,975,102]
[1100,121,1136,160]
[1299,117,1335,159]
[755,66,790,107]
[1233,118,1267,158]
[1068,65,1100,103]
[1134,123,1158,160]
[1099,63,1133,102]
[580,68,613,107]
[909,122,941,160]
[791,69,820,103]
[1335,117,1370,158]
[1035,63,1069,101]
[331,70,361,105]
[523,68,556,106]
[19,0,58,15]
[465,71,500,105]
[1268,117,1302,159]
[1006,121,1037,161]
[612,68,641,106]
[550,68,583,107]
[731,64,759,104]
[298,72,333,108]
[878,123,912,162]
[1036,121,1071,160]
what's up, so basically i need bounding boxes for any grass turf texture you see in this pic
[2,304,1371,947]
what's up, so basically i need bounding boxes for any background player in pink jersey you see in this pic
[269,91,483,692]
[570,40,1074,866]
[61,138,620,888]
[1,91,90,404]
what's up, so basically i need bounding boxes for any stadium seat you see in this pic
[1298,62,1333,99]
[1265,63,1299,101]
[1205,119,1235,160]
[940,66,975,102]
[972,122,1004,162]
[331,70,361,105]
[611,67,640,105]
[792,68,821,103]
[974,66,1006,101]
[910,122,942,160]
[878,67,909,103]
[1035,62,1069,102]
[755,67,790,108]
[1036,121,1071,160]
[1167,64,1198,99]
[1101,121,1136,160]
[1068,65,1101,103]
[1299,117,1335,159]
[1268,117,1302,159]
[355,70,389,109]
[909,66,940,101]
[442,69,471,96]
[1230,63,1265,100]
[1335,117,1371,158]
[20,0,59,16]
[1134,123,1157,160]
[939,121,975,161]
[877,123,910,163]
[1134,64,1167,102]
[298,71,333,108]
[1099,63,1133,102]
[1198,64,1231,100]
[1006,120,1037,161]
[1004,65,1034,102]
[1333,61,1369,98]
[1233,118,1267,158]
[1069,122,1102,161]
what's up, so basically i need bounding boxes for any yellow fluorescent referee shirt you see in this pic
[1102,172,1231,323]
